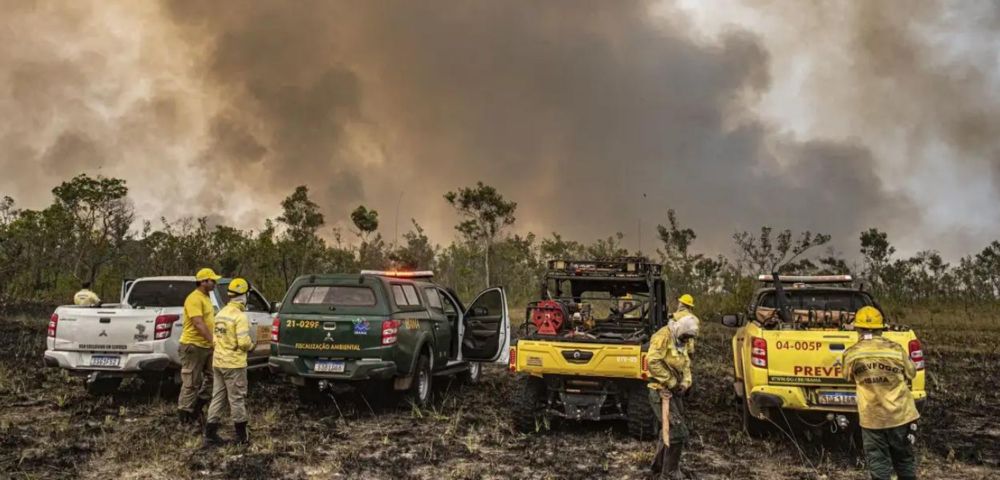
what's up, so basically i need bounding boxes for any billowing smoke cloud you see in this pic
[3,0,996,259]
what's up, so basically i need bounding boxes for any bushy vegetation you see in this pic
[2,174,999,315]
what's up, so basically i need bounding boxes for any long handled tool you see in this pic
[660,389,672,446]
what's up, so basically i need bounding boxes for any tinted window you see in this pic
[402,285,421,306]
[246,290,269,312]
[293,286,376,306]
[128,280,192,308]
[424,288,442,310]
[391,285,408,306]
[439,290,458,316]
[470,289,502,316]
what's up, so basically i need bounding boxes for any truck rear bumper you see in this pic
[43,350,173,374]
[269,355,397,381]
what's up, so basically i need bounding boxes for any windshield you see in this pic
[128,280,194,308]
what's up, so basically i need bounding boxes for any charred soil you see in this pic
[1,311,997,479]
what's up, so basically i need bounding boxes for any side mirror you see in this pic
[472,306,489,317]
[721,313,744,328]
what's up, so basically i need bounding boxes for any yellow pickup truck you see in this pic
[722,275,926,437]
[509,259,663,439]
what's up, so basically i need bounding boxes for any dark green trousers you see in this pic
[647,388,689,445]
[862,424,917,480]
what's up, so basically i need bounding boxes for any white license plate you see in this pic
[818,392,856,406]
[314,360,345,373]
[90,355,121,367]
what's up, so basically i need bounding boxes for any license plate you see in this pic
[818,391,856,406]
[90,355,121,367]
[314,360,345,373]
[256,326,270,342]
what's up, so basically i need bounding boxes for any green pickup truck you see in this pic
[269,270,510,406]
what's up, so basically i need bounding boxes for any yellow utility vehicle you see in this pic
[509,259,664,439]
[722,274,926,437]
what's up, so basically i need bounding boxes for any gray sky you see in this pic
[2,1,998,260]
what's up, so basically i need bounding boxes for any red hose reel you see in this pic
[529,300,567,335]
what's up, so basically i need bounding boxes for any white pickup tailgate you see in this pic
[53,307,164,353]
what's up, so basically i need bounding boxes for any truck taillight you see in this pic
[641,354,649,380]
[908,339,925,370]
[382,320,400,345]
[271,316,281,342]
[154,314,179,340]
[48,313,58,338]
[508,346,517,372]
[751,337,767,368]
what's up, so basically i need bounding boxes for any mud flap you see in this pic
[394,374,414,391]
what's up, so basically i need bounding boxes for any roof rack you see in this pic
[360,270,434,279]
[547,258,662,277]
[757,274,853,284]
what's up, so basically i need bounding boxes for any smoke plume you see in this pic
[2,1,997,258]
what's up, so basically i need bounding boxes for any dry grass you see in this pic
[0,309,997,479]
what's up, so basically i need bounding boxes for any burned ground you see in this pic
[1,311,997,479]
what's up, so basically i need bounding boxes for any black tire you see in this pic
[741,396,770,437]
[404,354,433,408]
[512,375,547,433]
[458,362,482,384]
[85,376,122,396]
[626,385,659,440]
[297,379,324,405]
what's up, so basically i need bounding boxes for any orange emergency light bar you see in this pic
[360,270,434,279]
[757,274,853,284]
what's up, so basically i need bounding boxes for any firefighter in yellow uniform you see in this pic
[177,268,220,425]
[73,282,101,306]
[672,294,699,356]
[843,306,920,480]
[647,310,699,479]
[204,278,255,446]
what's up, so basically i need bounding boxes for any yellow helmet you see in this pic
[678,294,695,308]
[195,268,222,282]
[852,306,885,330]
[227,278,249,295]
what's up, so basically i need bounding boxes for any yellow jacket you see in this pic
[212,301,254,369]
[843,335,920,429]
[647,325,692,392]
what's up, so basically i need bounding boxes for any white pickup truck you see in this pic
[44,276,275,395]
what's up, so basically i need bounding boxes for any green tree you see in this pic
[444,182,517,288]
[277,186,325,288]
[390,220,436,270]
[733,227,831,275]
[860,228,895,293]
[51,174,135,285]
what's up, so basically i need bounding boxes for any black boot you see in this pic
[234,422,250,446]
[192,397,208,425]
[203,422,225,447]
[665,442,684,479]
[650,442,666,474]
[177,409,188,423]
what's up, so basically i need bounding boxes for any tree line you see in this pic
[2,174,998,315]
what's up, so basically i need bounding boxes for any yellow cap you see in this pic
[852,306,885,330]
[227,278,249,295]
[678,294,695,308]
[195,268,222,282]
